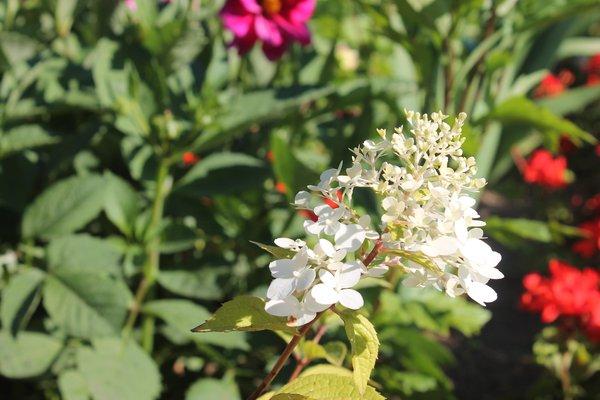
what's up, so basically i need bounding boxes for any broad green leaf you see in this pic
[340,312,379,394]
[185,377,240,400]
[144,299,248,350]
[103,173,141,237]
[159,222,197,254]
[193,85,343,151]
[274,374,384,400]
[76,338,161,400]
[300,364,353,378]
[58,370,90,400]
[301,341,328,361]
[22,174,107,239]
[43,271,131,339]
[272,395,312,400]
[157,268,226,300]
[250,241,295,259]
[376,288,491,337]
[175,152,267,197]
[1,269,44,335]
[0,331,62,378]
[47,234,121,274]
[0,125,59,157]
[484,97,596,145]
[192,295,297,334]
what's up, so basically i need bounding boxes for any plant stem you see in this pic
[246,311,324,400]
[288,324,328,382]
[247,241,384,400]
[122,158,171,348]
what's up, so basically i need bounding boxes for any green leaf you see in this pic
[157,268,226,300]
[144,299,249,350]
[485,217,553,244]
[175,152,267,197]
[47,234,121,274]
[76,338,161,400]
[0,125,60,157]
[192,295,297,334]
[300,364,353,378]
[273,374,384,400]
[193,85,343,152]
[340,311,379,395]
[536,85,600,117]
[1,269,44,335]
[250,241,295,259]
[159,222,197,254]
[484,97,596,146]
[43,271,131,339]
[0,32,40,66]
[272,395,312,400]
[0,331,63,378]
[103,173,141,237]
[22,174,107,239]
[185,377,240,400]
[58,370,90,400]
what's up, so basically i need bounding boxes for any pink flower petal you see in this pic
[287,0,316,24]
[239,0,262,13]
[254,15,283,46]
[273,15,311,45]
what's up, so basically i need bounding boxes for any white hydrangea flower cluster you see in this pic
[265,111,503,326]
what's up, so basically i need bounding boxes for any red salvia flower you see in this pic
[521,260,600,342]
[522,149,568,189]
[534,74,565,98]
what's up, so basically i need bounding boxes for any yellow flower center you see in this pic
[261,0,282,15]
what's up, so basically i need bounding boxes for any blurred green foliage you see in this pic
[0,0,599,399]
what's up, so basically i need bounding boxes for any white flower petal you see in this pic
[477,267,504,280]
[291,309,316,326]
[318,269,336,287]
[267,278,295,300]
[294,191,311,206]
[310,284,339,306]
[366,265,389,277]
[295,268,316,291]
[431,236,458,256]
[304,290,331,312]
[338,262,362,288]
[269,259,296,278]
[274,238,296,249]
[338,289,364,309]
[265,296,300,317]
[318,239,336,258]
[334,224,366,252]
[465,281,497,306]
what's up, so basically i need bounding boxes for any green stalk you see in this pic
[122,158,171,351]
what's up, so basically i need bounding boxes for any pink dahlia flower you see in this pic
[220,0,316,60]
